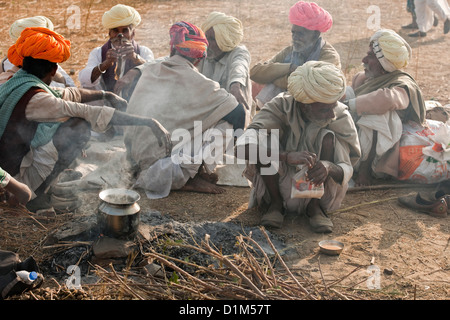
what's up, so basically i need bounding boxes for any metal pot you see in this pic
[97,188,141,239]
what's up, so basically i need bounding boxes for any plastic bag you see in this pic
[291,165,324,199]
[398,120,450,183]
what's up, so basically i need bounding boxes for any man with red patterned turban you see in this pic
[0,27,171,212]
[250,1,341,109]
[124,21,246,199]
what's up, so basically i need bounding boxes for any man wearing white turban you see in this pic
[343,29,426,186]
[250,1,341,109]
[236,61,360,232]
[78,4,154,94]
[198,12,254,127]
[0,16,75,88]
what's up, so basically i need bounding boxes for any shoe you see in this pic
[307,208,333,233]
[409,31,427,37]
[444,18,450,34]
[260,209,284,229]
[26,194,52,212]
[398,193,448,218]
[50,194,82,212]
[402,22,418,30]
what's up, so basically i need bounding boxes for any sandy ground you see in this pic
[0,0,449,300]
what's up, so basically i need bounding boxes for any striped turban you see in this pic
[9,16,54,41]
[201,12,243,52]
[370,29,412,72]
[7,27,71,67]
[288,1,333,33]
[102,4,141,29]
[288,61,346,104]
[170,21,208,59]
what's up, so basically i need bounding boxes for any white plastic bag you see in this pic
[291,165,324,199]
[399,120,450,183]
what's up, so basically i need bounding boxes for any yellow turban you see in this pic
[9,16,54,41]
[370,29,411,72]
[288,61,346,104]
[7,27,71,67]
[201,12,243,52]
[102,4,141,29]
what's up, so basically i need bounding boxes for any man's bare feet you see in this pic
[179,175,225,194]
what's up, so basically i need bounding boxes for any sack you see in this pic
[398,120,450,183]
[291,165,324,199]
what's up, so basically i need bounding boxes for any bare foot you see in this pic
[354,171,372,186]
[179,175,225,194]
[199,171,219,184]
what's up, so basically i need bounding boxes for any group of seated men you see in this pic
[0,1,443,234]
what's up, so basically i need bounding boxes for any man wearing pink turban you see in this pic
[250,1,341,109]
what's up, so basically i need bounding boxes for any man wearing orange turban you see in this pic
[0,17,75,88]
[0,27,171,212]
[250,1,341,109]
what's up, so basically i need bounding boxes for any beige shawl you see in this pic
[124,55,238,170]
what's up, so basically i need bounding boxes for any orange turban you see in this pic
[7,27,71,67]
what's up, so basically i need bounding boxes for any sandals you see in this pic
[398,192,449,218]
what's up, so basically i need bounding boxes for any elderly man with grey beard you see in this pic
[250,1,341,109]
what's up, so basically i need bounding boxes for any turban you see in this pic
[288,1,333,33]
[102,4,141,29]
[201,12,243,52]
[288,61,346,104]
[170,21,208,59]
[9,16,54,41]
[370,29,411,72]
[7,27,71,67]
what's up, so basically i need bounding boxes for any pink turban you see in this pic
[288,1,333,33]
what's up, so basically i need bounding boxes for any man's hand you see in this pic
[148,118,172,156]
[229,82,249,111]
[286,151,318,168]
[306,160,332,186]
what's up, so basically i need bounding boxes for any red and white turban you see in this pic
[288,1,333,33]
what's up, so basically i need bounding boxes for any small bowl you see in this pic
[319,240,344,256]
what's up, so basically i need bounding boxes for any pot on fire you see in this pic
[97,188,141,239]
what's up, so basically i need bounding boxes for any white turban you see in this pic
[9,16,54,41]
[370,29,412,72]
[288,61,346,104]
[102,4,141,30]
[201,12,243,52]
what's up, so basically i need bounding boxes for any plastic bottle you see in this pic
[16,270,38,285]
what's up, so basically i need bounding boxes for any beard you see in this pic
[310,115,336,128]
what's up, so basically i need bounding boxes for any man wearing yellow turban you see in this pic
[236,61,360,232]
[0,16,75,88]
[197,12,253,127]
[0,27,171,212]
[250,1,341,109]
[78,4,154,94]
[343,29,426,186]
